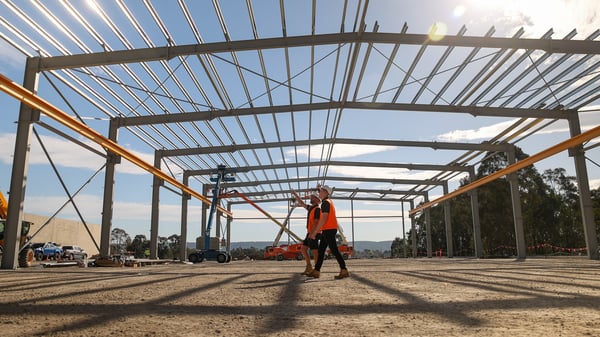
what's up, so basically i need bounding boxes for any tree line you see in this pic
[391,148,600,258]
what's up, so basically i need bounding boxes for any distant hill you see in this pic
[188,241,392,252]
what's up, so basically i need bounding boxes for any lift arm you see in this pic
[272,206,297,246]
[220,190,303,242]
[337,225,349,245]
[204,165,235,249]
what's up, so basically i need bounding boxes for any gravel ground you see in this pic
[0,257,599,337]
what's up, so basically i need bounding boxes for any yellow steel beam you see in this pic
[409,124,600,215]
[0,74,232,217]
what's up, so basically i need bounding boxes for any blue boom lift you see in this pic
[188,165,235,263]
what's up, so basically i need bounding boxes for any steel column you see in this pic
[100,120,119,256]
[216,210,222,247]
[401,201,407,258]
[410,200,416,258]
[2,57,39,269]
[469,168,483,258]
[201,184,208,247]
[226,203,232,253]
[507,147,527,259]
[443,182,453,258]
[149,152,162,259]
[568,116,599,259]
[180,173,190,261]
[425,193,432,258]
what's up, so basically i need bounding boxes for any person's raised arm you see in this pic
[291,189,308,209]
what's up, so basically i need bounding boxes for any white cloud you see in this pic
[590,179,600,190]
[508,0,600,38]
[437,107,599,142]
[291,144,395,160]
[468,0,600,38]
[327,165,442,180]
[437,119,519,141]
[0,39,26,72]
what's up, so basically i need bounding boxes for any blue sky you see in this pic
[0,0,599,244]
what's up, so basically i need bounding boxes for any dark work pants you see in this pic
[314,229,347,271]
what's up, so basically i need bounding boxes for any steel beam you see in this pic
[222,188,426,200]
[38,32,600,71]
[158,138,510,157]
[115,102,573,127]
[227,195,418,205]
[204,175,445,190]
[187,161,470,177]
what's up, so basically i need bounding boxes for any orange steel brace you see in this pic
[0,74,232,217]
[410,124,600,215]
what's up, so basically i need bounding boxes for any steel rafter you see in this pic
[37,32,600,71]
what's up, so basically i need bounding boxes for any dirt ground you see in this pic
[0,257,599,337]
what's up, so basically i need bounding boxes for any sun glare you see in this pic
[86,0,101,15]
[453,5,466,18]
[428,22,448,42]
[465,0,594,37]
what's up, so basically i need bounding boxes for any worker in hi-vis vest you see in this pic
[291,190,322,275]
[307,185,349,279]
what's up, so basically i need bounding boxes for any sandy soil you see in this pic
[0,257,599,337]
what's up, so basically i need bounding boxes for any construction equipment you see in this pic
[0,191,35,267]
[218,189,306,261]
[188,165,234,264]
[263,201,301,260]
[276,243,305,261]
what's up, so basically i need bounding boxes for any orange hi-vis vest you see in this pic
[307,205,321,233]
[320,198,338,230]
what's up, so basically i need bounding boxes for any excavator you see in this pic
[0,191,35,267]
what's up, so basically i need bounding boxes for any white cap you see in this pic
[321,185,333,195]
[309,192,321,201]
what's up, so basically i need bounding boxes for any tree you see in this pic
[411,147,593,258]
[592,187,600,238]
[541,168,584,249]
[449,186,475,256]
[390,237,405,258]
[110,228,131,255]
[128,234,148,258]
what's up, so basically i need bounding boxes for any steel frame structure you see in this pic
[1,1,599,268]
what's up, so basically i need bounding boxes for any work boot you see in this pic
[301,264,313,275]
[307,269,320,278]
[334,268,350,279]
